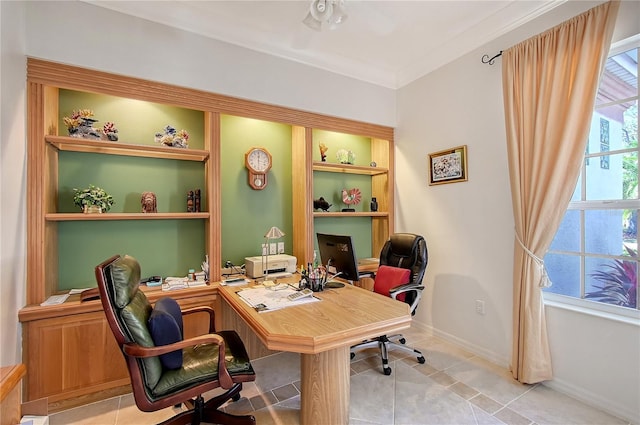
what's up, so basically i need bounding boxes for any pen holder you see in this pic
[299,276,326,292]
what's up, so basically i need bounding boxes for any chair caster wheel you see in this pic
[232,393,241,402]
[384,367,392,376]
[418,356,426,364]
[350,352,355,360]
[399,338,406,344]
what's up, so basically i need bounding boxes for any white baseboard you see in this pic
[543,378,639,424]
[414,322,510,368]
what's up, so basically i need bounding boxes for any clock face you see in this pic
[247,149,271,172]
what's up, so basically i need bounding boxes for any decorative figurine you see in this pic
[370,197,378,212]
[341,188,362,212]
[187,190,195,212]
[102,121,119,141]
[319,143,328,162]
[63,109,118,141]
[141,191,157,213]
[194,189,201,212]
[313,197,332,212]
[155,125,189,149]
[336,149,355,165]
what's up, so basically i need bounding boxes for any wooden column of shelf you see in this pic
[292,126,314,265]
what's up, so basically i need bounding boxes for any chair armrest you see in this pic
[123,332,234,388]
[389,283,424,296]
[123,333,224,358]
[181,305,216,333]
[389,284,425,314]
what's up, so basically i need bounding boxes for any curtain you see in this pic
[502,0,620,384]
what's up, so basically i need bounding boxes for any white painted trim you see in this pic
[543,377,638,424]
[544,293,640,326]
[412,321,510,369]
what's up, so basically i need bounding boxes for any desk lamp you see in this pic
[262,226,285,281]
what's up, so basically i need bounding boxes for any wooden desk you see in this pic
[219,281,411,425]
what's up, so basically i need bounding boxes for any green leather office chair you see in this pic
[95,254,256,425]
[350,233,428,375]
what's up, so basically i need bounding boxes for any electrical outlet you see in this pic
[277,242,285,254]
[269,243,277,255]
[475,300,486,315]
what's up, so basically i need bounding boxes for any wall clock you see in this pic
[245,147,272,190]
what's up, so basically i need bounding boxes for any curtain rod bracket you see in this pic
[482,51,503,65]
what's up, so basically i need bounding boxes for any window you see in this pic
[544,37,639,315]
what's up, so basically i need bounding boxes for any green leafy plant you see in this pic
[586,245,637,308]
[73,185,114,212]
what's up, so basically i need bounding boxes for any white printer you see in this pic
[244,254,297,278]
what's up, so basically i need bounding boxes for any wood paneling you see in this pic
[23,311,128,403]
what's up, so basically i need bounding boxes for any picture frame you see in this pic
[428,145,468,185]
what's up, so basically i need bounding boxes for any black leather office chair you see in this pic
[95,254,256,425]
[350,233,428,375]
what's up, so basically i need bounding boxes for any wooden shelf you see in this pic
[45,212,209,221]
[312,161,388,176]
[313,212,389,218]
[19,283,219,322]
[45,135,209,162]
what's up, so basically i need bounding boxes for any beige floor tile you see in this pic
[48,335,626,425]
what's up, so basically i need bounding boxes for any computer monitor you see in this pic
[316,233,360,282]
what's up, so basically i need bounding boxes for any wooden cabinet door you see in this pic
[23,311,129,403]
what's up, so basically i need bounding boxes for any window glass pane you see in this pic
[544,253,581,297]
[585,209,629,256]
[585,151,626,200]
[585,256,637,309]
[549,210,581,252]
[569,172,581,201]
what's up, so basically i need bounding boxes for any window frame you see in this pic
[543,34,640,320]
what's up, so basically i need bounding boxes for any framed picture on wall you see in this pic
[428,145,468,185]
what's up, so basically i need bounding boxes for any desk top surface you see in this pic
[219,278,411,354]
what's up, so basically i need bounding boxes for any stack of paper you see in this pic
[237,286,319,312]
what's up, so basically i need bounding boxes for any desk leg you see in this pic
[300,345,350,425]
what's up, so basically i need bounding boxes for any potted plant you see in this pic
[73,185,115,213]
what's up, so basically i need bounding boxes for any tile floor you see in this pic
[50,326,631,425]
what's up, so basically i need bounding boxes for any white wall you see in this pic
[0,0,27,368]
[396,1,640,422]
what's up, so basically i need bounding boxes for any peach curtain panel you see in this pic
[501,1,619,383]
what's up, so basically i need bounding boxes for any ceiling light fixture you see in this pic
[303,0,348,31]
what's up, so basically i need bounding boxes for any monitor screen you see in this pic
[316,233,360,282]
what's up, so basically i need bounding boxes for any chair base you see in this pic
[350,334,425,376]
[158,383,256,425]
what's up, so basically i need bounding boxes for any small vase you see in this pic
[370,197,378,212]
[83,205,102,214]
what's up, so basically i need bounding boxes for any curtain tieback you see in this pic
[515,232,552,288]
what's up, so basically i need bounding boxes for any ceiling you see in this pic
[85,0,566,89]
